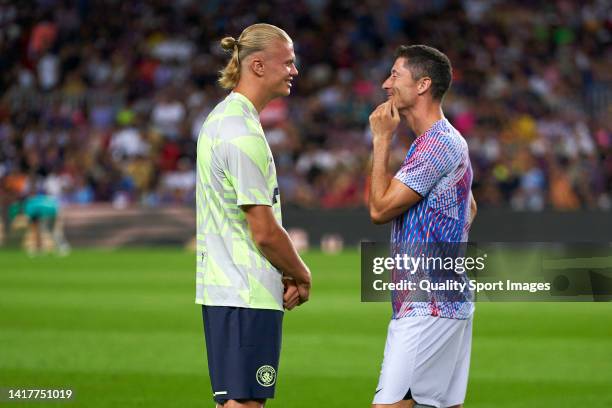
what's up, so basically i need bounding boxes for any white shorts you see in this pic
[373,315,473,407]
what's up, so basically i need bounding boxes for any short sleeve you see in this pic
[222,134,274,206]
[394,136,457,197]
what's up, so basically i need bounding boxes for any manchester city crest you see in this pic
[256,365,276,387]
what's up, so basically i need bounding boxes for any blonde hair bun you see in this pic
[220,36,237,51]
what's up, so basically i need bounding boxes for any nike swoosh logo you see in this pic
[375,389,382,394]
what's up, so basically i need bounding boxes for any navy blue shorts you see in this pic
[202,306,283,404]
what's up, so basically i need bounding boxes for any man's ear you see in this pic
[417,77,432,96]
[249,56,265,77]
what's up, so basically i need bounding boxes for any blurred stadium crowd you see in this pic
[0,0,610,212]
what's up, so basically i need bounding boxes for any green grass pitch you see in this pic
[1,249,611,407]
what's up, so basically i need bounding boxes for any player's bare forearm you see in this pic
[256,226,311,285]
[369,137,422,224]
[369,138,393,223]
[368,101,397,222]
[253,225,312,305]
[243,205,311,285]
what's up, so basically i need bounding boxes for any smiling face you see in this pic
[382,57,422,111]
[263,39,298,97]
